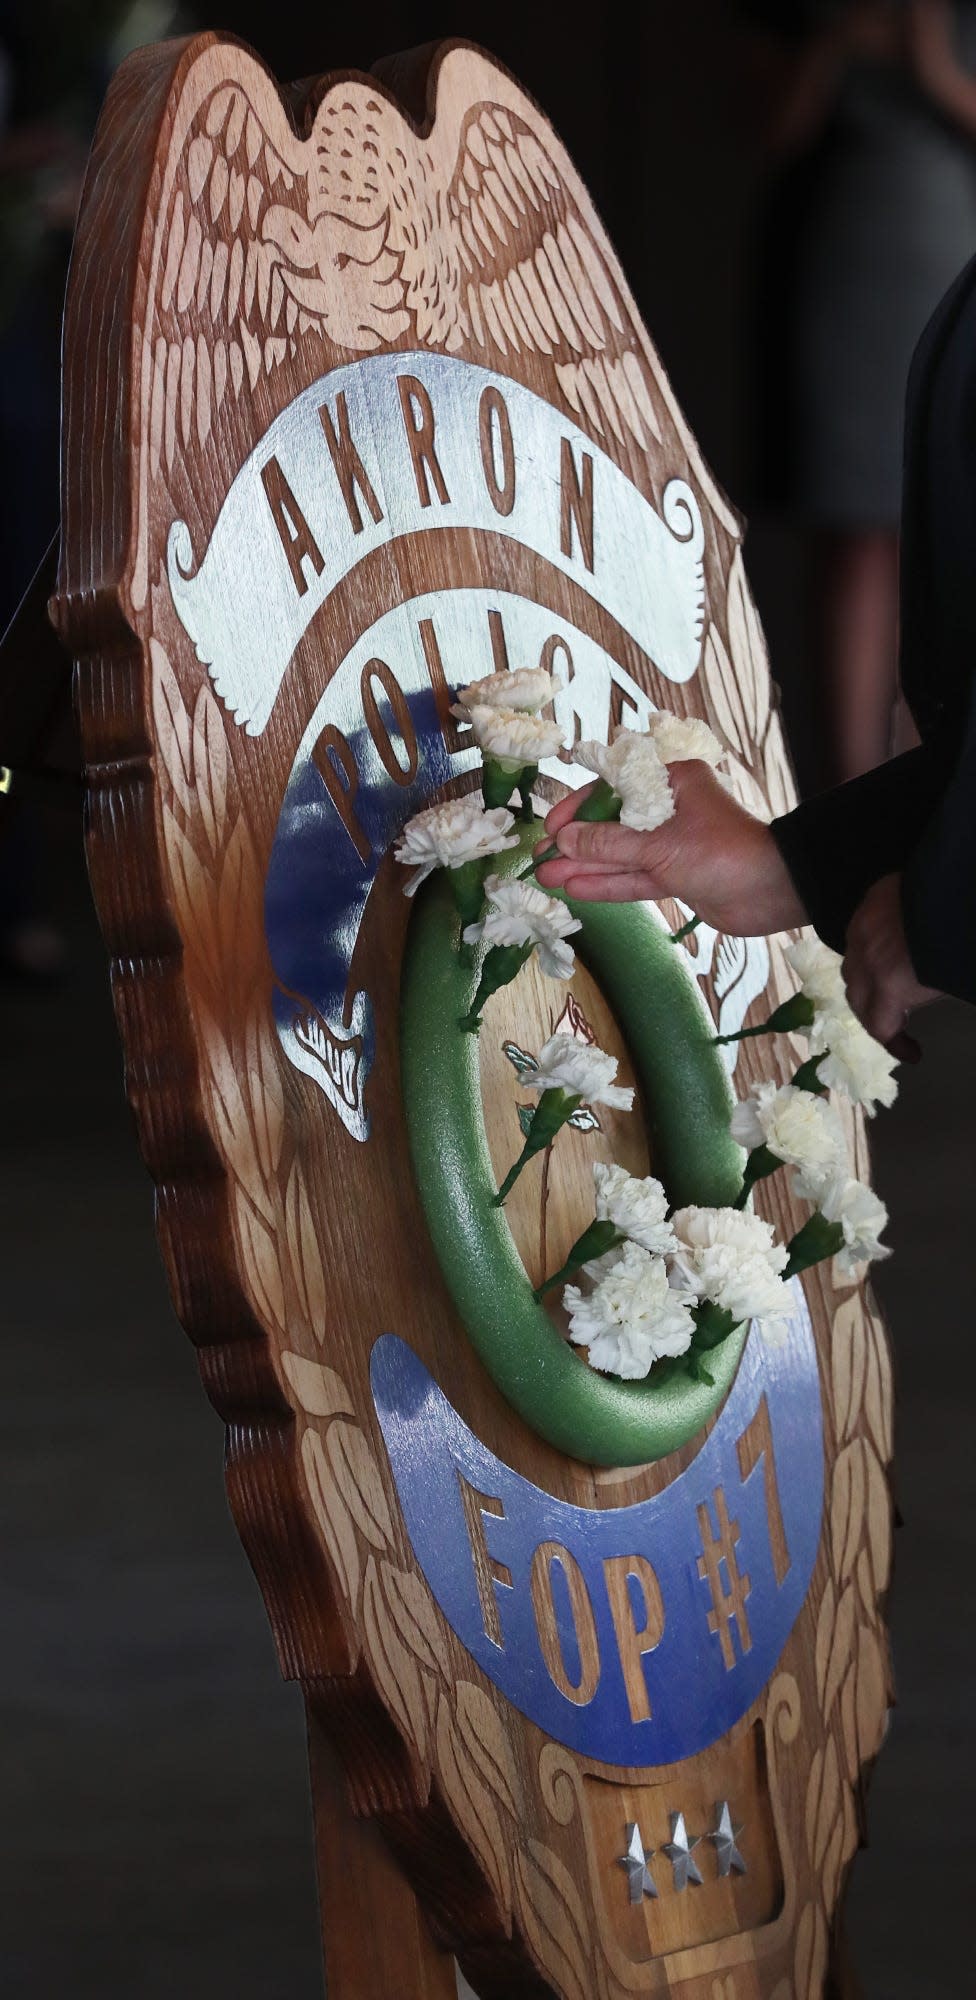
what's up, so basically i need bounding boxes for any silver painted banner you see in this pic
[167,351,705,735]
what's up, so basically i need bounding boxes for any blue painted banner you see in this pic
[371,1296,823,1767]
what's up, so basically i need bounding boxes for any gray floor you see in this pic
[2,819,975,1998]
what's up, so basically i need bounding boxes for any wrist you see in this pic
[747,820,808,936]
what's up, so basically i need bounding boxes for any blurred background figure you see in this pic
[739,0,976,787]
[0,1,185,979]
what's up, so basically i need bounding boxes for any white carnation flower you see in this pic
[592,1162,676,1256]
[810,1008,899,1113]
[785,936,846,1011]
[529,1032,635,1110]
[670,1205,792,1323]
[645,711,724,769]
[468,704,567,769]
[564,1240,695,1378]
[394,798,519,895]
[462,874,581,980]
[577,727,675,832]
[452,666,557,719]
[819,1173,891,1271]
[731,1079,847,1188]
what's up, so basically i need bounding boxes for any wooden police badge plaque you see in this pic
[56,32,894,1999]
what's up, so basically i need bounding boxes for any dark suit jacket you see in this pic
[771,252,976,1004]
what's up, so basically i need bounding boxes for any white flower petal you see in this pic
[452,666,557,719]
[818,1172,891,1269]
[731,1079,847,1186]
[565,1240,695,1377]
[394,798,518,893]
[577,727,675,833]
[810,1007,899,1113]
[530,1032,634,1109]
[462,876,581,982]
[468,704,567,766]
[592,1162,676,1256]
[669,1204,792,1323]
[645,711,724,769]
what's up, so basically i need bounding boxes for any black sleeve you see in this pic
[769,742,949,952]
[900,674,976,1001]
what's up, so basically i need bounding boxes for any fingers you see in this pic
[556,869,659,904]
[553,818,659,867]
[541,783,596,839]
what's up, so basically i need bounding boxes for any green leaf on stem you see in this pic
[481,757,519,811]
[714,992,816,1045]
[449,856,489,935]
[792,1051,828,1096]
[532,776,621,868]
[459,939,534,1034]
[784,1211,844,1278]
[493,1087,582,1203]
[733,1142,780,1209]
[533,1218,623,1300]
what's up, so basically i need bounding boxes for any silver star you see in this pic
[618,1822,658,1903]
[663,1810,703,1891]
[708,1800,746,1877]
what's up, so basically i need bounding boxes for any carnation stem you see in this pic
[493,1088,582,1204]
[530,777,621,874]
[481,757,518,811]
[713,994,816,1045]
[459,939,534,1034]
[518,765,539,821]
[784,1212,845,1278]
[670,915,701,945]
[733,1143,780,1209]
[449,857,489,940]
[533,1218,622,1300]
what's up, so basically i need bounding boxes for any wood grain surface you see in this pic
[52,30,894,1998]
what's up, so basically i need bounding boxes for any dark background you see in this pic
[2,5,975,1996]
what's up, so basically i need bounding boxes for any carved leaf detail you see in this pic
[808,1736,841,1873]
[864,1308,895,1463]
[191,682,230,854]
[831,1443,866,1585]
[325,1420,395,1553]
[151,639,193,812]
[218,814,264,990]
[815,1579,836,1710]
[795,1898,828,2000]
[281,1352,354,1419]
[701,623,749,759]
[437,1693,511,1919]
[301,1426,360,1612]
[855,1621,888,1767]
[285,1159,327,1334]
[822,1582,856,1725]
[513,1841,590,2000]
[363,1555,430,1760]
[235,1186,287,1333]
[726,547,770,747]
[381,1559,452,1681]
[244,1010,284,1180]
[456,1680,520,1821]
[162,804,221,991]
[202,1008,274,1222]
[859,1442,893,1606]
[831,1294,868,1443]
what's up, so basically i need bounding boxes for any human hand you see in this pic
[535,760,807,937]
[842,872,941,1055]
